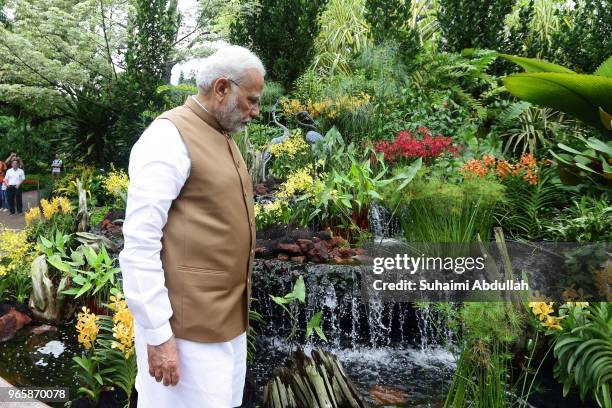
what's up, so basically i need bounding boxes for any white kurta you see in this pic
[119,117,247,407]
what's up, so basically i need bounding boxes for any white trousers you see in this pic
[134,323,247,408]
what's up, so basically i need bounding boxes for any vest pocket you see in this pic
[176,265,225,274]
[179,266,242,339]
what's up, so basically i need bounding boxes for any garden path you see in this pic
[0,191,39,231]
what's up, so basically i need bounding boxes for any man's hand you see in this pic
[147,335,180,386]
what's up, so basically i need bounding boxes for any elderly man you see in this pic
[119,45,264,408]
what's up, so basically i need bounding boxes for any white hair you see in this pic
[196,45,266,93]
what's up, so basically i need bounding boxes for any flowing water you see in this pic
[251,260,456,406]
[0,259,457,407]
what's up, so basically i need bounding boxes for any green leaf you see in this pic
[594,56,612,77]
[75,282,93,298]
[314,326,328,342]
[499,54,575,73]
[39,236,53,248]
[47,255,71,272]
[292,275,306,303]
[503,72,612,130]
[83,246,98,267]
[584,137,612,156]
[270,295,291,305]
[306,311,328,342]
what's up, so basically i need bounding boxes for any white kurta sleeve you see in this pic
[119,118,191,346]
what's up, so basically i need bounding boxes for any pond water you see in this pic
[0,260,457,407]
[0,323,82,407]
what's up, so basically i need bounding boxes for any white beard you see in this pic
[217,93,247,133]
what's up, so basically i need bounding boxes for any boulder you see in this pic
[296,239,314,253]
[369,384,408,406]
[0,308,32,342]
[290,256,306,264]
[275,243,302,255]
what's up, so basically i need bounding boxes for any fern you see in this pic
[497,101,532,126]
[496,166,564,240]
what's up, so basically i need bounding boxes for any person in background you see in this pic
[0,159,7,212]
[0,179,7,212]
[5,158,25,215]
[5,152,23,169]
[51,154,63,179]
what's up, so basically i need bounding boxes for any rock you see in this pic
[368,385,408,406]
[0,308,32,342]
[255,246,271,257]
[331,256,344,264]
[254,184,268,195]
[277,253,290,261]
[316,229,333,241]
[309,241,330,263]
[329,235,347,247]
[354,248,365,255]
[313,237,321,243]
[290,256,306,264]
[352,255,374,265]
[29,324,58,335]
[296,239,314,253]
[338,247,355,257]
[275,243,302,255]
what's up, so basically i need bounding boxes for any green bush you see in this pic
[544,196,612,243]
[400,173,505,243]
[437,0,514,53]
[553,0,612,74]
[229,0,327,87]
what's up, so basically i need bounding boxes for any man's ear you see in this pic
[213,78,231,102]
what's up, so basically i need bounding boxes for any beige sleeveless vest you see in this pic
[157,96,255,343]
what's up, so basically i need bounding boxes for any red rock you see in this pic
[354,248,365,255]
[275,243,302,255]
[369,385,408,405]
[329,248,341,259]
[0,308,32,342]
[277,253,289,261]
[255,247,270,257]
[254,184,268,195]
[328,235,347,247]
[296,239,314,253]
[312,242,330,259]
[338,247,355,257]
[290,256,306,264]
[106,224,123,237]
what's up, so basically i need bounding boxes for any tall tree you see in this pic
[229,0,327,87]
[553,0,612,73]
[437,0,514,52]
[365,0,420,61]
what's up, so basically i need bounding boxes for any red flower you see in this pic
[374,127,458,163]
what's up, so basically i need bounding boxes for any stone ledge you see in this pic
[0,377,52,407]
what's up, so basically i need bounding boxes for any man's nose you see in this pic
[250,105,260,118]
